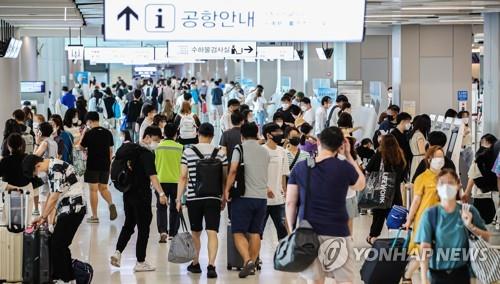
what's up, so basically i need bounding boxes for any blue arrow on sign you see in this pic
[117,6,138,31]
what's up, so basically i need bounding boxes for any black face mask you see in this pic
[271,134,284,145]
[289,137,301,146]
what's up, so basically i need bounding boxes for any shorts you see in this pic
[301,236,354,282]
[231,197,267,234]
[84,170,110,184]
[186,199,221,232]
[346,196,359,218]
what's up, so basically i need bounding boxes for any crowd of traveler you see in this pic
[0,74,498,284]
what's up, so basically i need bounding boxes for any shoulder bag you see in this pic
[168,211,196,263]
[358,160,397,209]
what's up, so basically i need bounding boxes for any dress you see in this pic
[409,130,426,181]
[408,169,440,253]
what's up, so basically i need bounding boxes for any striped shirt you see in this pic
[285,149,310,173]
[181,143,228,201]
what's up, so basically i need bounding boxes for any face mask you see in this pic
[430,157,445,171]
[405,123,412,131]
[281,103,289,110]
[33,122,39,130]
[300,105,308,112]
[247,117,254,123]
[72,117,78,124]
[463,117,469,124]
[276,121,283,127]
[119,136,125,142]
[289,137,301,146]
[271,134,283,144]
[437,184,458,200]
[148,141,159,150]
[337,154,346,160]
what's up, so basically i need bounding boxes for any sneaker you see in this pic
[110,251,121,268]
[86,217,99,224]
[134,261,156,272]
[207,265,217,279]
[109,204,117,221]
[187,262,202,274]
[238,261,255,278]
[159,233,168,243]
[32,209,40,216]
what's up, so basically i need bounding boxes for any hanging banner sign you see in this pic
[168,42,256,59]
[84,47,155,64]
[65,45,84,60]
[104,0,365,42]
[256,46,295,60]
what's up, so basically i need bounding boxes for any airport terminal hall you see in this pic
[2,0,500,284]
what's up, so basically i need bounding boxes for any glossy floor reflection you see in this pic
[71,188,421,284]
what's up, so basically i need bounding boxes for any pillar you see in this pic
[0,56,20,134]
[20,36,38,81]
[303,43,309,94]
[483,13,500,136]
[333,42,347,83]
[391,25,402,106]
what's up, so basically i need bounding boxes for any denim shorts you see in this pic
[230,197,267,234]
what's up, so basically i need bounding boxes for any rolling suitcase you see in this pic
[3,189,30,233]
[360,229,411,284]
[0,226,23,283]
[227,224,244,270]
[23,226,51,284]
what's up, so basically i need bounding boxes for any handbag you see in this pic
[168,212,196,264]
[230,145,245,199]
[386,205,409,230]
[358,161,397,209]
[467,227,500,284]
[274,157,320,272]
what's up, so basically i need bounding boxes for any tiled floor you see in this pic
[69,188,420,284]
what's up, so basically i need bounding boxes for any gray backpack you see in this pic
[168,212,195,264]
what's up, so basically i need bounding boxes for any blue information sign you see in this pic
[457,90,468,101]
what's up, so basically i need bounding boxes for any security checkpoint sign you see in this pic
[168,42,256,59]
[104,0,366,42]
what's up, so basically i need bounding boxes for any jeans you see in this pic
[262,204,288,240]
[155,183,180,236]
[255,110,266,126]
[116,194,153,262]
[51,209,86,281]
[127,122,139,143]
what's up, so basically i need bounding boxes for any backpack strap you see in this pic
[304,157,316,219]
[428,206,439,269]
[238,144,244,164]
[210,147,220,159]
[290,149,301,170]
[190,146,205,159]
[325,105,338,129]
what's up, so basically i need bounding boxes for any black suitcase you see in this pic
[226,224,262,271]
[360,230,410,284]
[23,226,51,284]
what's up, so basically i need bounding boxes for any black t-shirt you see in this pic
[103,96,116,119]
[219,127,242,162]
[80,127,114,171]
[276,104,301,124]
[124,100,143,123]
[365,152,404,205]
[125,149,157,200]
[0,153,30,187]
[391,128,413,171]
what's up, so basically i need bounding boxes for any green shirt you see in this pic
[155,140,183,183]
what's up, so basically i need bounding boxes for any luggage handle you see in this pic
[390,228,412,249]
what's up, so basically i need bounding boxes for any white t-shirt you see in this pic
[303,108,315,127]
[139,117,153,143]
[252,96,267,112]
[263,144,290,206]
[315,107,327,135]
[326,105,341,127]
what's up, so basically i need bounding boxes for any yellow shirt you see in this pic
[409,169,440,252]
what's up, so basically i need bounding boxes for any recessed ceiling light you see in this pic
[402,6,484,11]
[366,14,434,18]
[439,19,483,23]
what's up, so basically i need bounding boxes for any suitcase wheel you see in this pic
[227,265,233,271]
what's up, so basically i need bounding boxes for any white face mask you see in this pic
[148,141,159,151]
[437,184,458,200]
[337,154,346,160]
[276,121,283,127]
[405,123,412,131]
[247,117,254,123]
[430,157,445,171]
[72,117,78,124]
[300,105,308,112]
[463,117,470,124]
[281,103,289,110]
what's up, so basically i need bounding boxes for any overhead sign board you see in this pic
[168,42,256,59]
[66,45,84,60]
[256,46,295,60]
[104,0,365,42]
[84,47,155,64]
[457,90,468,101]
[20,81,46,93]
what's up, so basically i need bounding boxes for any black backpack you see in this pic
[191,146,223,197]
[473,148,498,193]
[110,143,149,193]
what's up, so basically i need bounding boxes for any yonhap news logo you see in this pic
[318,238,349,271]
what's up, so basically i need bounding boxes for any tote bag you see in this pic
[359,161,397,210]
[168,212,196,264]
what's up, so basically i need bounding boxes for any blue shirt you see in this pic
[288,157,358,237]
[190,89,200,104]
[60,92,76,109]
[211,88,223,105]
[415,204,486,271]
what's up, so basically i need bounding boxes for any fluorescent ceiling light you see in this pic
[402,6,484,11]
[439,19,483,23]
[365,20,398,24]
[365,14,434,18]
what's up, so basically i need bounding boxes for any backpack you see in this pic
[72,259,93,284]
[190,146,223,197]
[474,148,498,193]
[110,143,149,193]
[22,130,34,154]
[59,131,74,164]
[179,114,197,139]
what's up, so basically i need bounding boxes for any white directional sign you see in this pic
[168,42,256,59]
[84,47,155,64]
[256,46,295,60]
[104,0,365,42]
[66,45,84,60]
